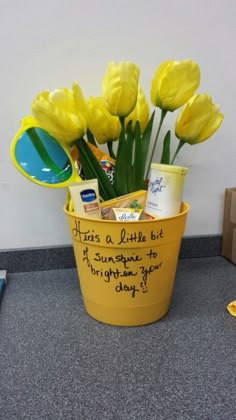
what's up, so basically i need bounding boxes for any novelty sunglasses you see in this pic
[10,116,81,188]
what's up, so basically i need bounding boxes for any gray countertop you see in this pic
[0,256,236,420]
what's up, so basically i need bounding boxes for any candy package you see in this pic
[87,143,115,185]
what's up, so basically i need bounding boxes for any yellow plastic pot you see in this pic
[64,202,189,326]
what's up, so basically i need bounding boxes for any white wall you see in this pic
[0,0,235,250]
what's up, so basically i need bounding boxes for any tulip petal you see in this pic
[175,94,212,142]
[151,59,200,111]
[175,93,224,145]
[151,61,172,108]
[87,96,121,144]
[20,115,40,129]
[125,85,149,134]
[102,61,140,117]
[32,97,85,143]
[161,60,200,111]
[72,82,87,115]
[197,105,224,143]
[49,88,74,111]
[31,83,87,145]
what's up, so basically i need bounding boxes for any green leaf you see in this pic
[75,141,107,199]
[107,141,116,160]
[27,128,67,182]
[113,128,128,195]
[86,128,97,147]
[160,130,171,164]
[171,139,185,164]
[132,121,144,191]
[133,112,155,190]
[145,109,167,179]
[125,121,135,192]
[141,111,155,163]
[114,119,129,196]
[75,139,117,200]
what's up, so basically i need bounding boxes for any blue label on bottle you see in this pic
[80,189,96,202]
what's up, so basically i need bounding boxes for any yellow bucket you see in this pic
[64,202,190,326]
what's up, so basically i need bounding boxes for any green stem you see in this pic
[125,121,135,192]
[74,139,116,200]
[86,128,97,146]
[26,128,68,182]
[74,139,107,199]
[171,140,185,164]
[107,141,116,159]
[117,117,125,160]
[114,117,128,196]
[145,109,168,179]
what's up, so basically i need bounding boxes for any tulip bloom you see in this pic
[151,59,200,111]
[87,97,121,144]
[175,94,224,144]
[125,86,150,133]
[102,61,140,117]
[32,82,87,145]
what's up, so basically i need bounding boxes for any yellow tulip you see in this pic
[87,97,121,144]
[125,85,150,133]
[175,94,224,144]
[151,59,200,111]
[31,82,87,145]
[102,61,140,117]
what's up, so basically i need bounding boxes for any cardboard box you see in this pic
[100,190,147,219]
[222,188,236,264]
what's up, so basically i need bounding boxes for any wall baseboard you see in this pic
[0,235,222,273]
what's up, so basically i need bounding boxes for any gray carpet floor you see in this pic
[0,256,236,420]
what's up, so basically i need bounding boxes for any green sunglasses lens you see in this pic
[14,127,73,184]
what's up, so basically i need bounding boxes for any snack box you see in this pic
[101,190,147,219]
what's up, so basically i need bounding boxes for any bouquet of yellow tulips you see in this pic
[31,59,223,201]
